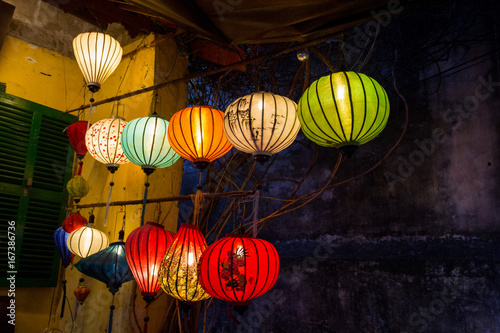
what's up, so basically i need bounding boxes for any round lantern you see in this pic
[158,223,211,302]
[85,116,129,173]
[66,175,89,203]
[66,121,91,159]
[199,233,279,306]
[223,92,300,163]
[54,227,73,268]
[67,217,109,258]
[121,114,181,175]
[73,32,123,93]
[125,222,175,302]
[297,71,390,156]
[62,212,87,233]
[168,106,233,169]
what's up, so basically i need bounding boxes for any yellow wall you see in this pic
[0,32,188,333]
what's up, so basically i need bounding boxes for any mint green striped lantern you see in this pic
[121,114,180,175]
[297,71,390,156]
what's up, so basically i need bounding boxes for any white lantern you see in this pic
[223,92,301,163]
[73,32,123,93]
[85,116,129,173]
[67,223,109,258]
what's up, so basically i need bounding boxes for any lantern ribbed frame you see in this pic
[158,223,211,302]
[75,239,134,294]
[62,212,88,233]
[199,233,279,306]
[297,71,390,149]
[121,115,180,172]
[125,222,175,297]
[67,224,109,258]
[167,106,233,168]
[66,175,90,202]
[223,92,300,161]
[54,227,73,268]
[85,116,129,169]
[66,121,90,158]
[73,32,123,92]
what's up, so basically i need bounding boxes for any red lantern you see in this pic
[74,285,90,305]
[62,213,88,233]
[66,121,91,160]
[125,222,174,302]
[199,233,279,306]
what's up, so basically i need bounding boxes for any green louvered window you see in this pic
[0,92,76,287]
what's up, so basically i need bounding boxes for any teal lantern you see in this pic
[121,114,180,175]
[297,71,390,156]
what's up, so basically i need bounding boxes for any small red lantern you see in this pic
[66,121,91,160]
[125,222,175,302]
[74,284,90,305]
[62,212,87,233]
[199,233,279,307]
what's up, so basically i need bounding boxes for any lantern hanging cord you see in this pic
[141,175,150,226]
[85,96,94,135]
[104,174,115,227]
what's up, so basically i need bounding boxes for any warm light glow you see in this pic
[121,115,180,172]
[167,106,232,169]
[158,223,211,302]
[297,71,390,150]
[223,92,301,163]
[85,116,129,170]
[73,32,123,92]
[67,224,109,258]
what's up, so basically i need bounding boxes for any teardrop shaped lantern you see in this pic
[73,32,123,93]
[62,212,88,233]
[199,233,279,307]
[74,280,90,305]
[168,106,233,170]
[65,121,91,160]
[66,175,89,204]
[121,114,180,175]
[54,227,73,268]
[297,71,390,156]
[67,214,109,258]
[85,116,129,173]
[158,223,211,302]
[125,222,175,302]
[223,92,300,163]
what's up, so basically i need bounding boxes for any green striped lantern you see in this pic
[121,114,180,175]
[66,175,89,203]
[298,71,390,156]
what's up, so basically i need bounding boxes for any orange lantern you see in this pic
[167,106,233,169]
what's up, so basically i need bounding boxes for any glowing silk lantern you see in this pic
[121,114,180,175]
[223,92,300,163]
[168,106,233,170]
[67,215,109,258]
[54,227,73,268]
[66,121,90,160]
[297,71,390,156]
[125,222,175,302]
[158,223,211,302]
[85,116,129,173]
[62,212,87,233]
[73,32,123,93]
[199,233,279,308]
[66,175,89,203]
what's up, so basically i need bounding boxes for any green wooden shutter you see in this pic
[0,92,76,287]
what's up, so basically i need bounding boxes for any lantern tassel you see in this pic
[252,190,259,238]
[74,298,79,320]
[104,180,114,227]
[143,306,149,333]
[227,305,241,325]
[77,161,83,176]
[108,295,115,333]
[60,280,67,318]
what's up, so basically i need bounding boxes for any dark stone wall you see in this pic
[204,0,500,332]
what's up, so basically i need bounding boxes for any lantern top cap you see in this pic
[225,233,250,238]
[145,221,165,229]
[179,223,200,231]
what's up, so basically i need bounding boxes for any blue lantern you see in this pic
[54,227,72,268]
